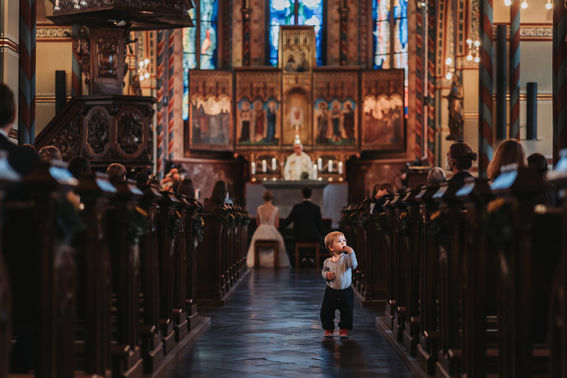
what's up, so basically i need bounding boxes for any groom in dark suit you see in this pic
[280,187,323,266]
[0,83,38,176]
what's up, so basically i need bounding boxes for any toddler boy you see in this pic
[320,231,358,338]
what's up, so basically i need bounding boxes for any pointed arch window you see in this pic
[372,0,408,70]
[268,0,326,66]
[183,0,219,120]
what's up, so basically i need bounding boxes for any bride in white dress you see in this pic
[246,191,290,268]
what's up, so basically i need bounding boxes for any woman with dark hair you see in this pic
[446,142,478,186]
[246,191,290,268]
[205,180,228,212]
[487,139,526,181]
[68,156,91,180]
[369,182,395,214]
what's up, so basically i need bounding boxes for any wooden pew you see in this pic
[4,161,78,377]
[0,152,18,378]
[456,177,494,377]
[156,191,179,353]
[74,172,115,377]
[549,152,567,377]
[106,179,144,377]
[136,183,164,373]
[490,165,559,377]
[415,184,441,374]
[402,186,424,356]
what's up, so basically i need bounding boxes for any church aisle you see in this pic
[163,269,413,377]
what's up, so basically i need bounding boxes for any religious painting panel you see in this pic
[235,69,281,148]
[361,69,405,152]
[313,69,358,148]
[188,70,233,151]
[279,26,316,73]
[282,87,311,146]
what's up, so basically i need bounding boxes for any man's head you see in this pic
[106,163,127,184]
[293,143,303,156]
[302,186,312,199]
[0,83,16,132]
[325,231,346,255]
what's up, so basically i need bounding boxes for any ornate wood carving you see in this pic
[90,28,126,95]
[48,115,82,160]
[36,96,155,170]
[86,106,111,156]
[116,107,146,156]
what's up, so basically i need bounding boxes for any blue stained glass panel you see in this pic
[200,0,218,70]
[269,0,324,66]
[373,0,391,69]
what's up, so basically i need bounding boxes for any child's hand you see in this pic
[342,246,354,254]
[326,272,336,280]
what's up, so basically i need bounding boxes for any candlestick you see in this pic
[338,161,343,174]
[262,160,267,173]
[271,157,277,171]
[313,164,318,179]
[251,162,256,175]
[328,160,333,173]
[317,158,323,171]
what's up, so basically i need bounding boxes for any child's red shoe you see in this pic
[324,330,334,337]
[339,329,348,339]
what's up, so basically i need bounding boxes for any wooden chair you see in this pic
[254,239,280,269]
[294,242,321,268]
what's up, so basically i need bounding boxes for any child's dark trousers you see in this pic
[320,285,354,330]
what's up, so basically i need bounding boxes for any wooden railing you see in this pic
[342,161,567,377]
[0,157,249,377]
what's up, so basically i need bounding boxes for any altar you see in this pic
[245,180,348,228]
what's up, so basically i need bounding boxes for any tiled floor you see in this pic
[163,269,414,377]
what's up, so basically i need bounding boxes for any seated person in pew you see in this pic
[0,83,38,176]
[106,162,127,186]
[321,231,358,339]
[446,142,477,187]
[427,167,447,186]
[370,182,394,214]
[487,139,526,182]
[38,145,62,163]
[528,152,557,207]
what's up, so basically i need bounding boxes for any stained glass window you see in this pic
[183,0,218,120]
[268,0,325,66]
[372,0,408,71]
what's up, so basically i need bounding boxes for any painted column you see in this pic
[156,30,166,179]
[509,0,520,139]
[478,0,494,177]
[339,2,348,66]
[553,0,567,161]
[241,0,251,66]
[415,2,425,160]
[18,0,36,144]
[167,30,175,160]
[427,0,436,166]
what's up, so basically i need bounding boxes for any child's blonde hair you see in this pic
[325,231,344,252]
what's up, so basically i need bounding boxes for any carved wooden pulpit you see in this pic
[36,0,193,169]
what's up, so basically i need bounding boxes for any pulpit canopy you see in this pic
[48,0,194,30]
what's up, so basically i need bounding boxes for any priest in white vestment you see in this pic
[284,142,313,180]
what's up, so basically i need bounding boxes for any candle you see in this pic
[338,161,343,174]
[251,162,256,175]
[262,159,267,173]
[317,158,323,171]
[272,157,277,171]
[328,160,333,173]
[313,164,318,179]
